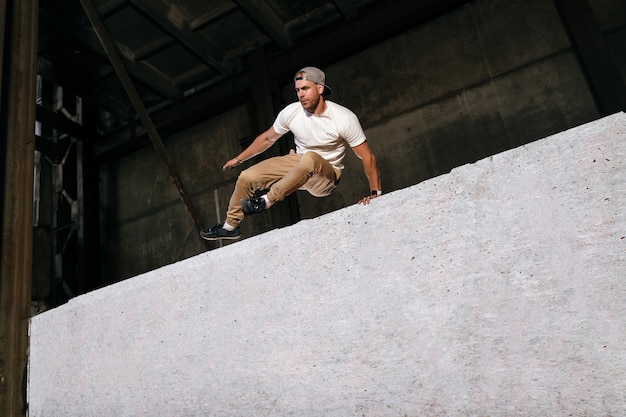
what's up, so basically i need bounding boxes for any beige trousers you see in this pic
[226,150,341,226]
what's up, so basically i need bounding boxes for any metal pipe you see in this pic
[78,0,205,231]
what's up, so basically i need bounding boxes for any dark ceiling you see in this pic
[38,0,470,156]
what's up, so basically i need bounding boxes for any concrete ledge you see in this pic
[29,113,626,416]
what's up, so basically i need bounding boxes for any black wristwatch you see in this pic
[371,190,383,196]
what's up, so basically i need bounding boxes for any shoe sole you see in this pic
[200,234,241,241]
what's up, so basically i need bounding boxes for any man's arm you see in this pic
[222,126,282,170]
[351,141,382,205]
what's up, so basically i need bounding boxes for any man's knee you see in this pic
[237,167,254,182]
[300,151,324,170]
[233,167,261,192]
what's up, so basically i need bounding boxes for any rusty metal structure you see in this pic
[1,2,38,416]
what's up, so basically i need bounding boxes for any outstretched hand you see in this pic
[222,157,243,171]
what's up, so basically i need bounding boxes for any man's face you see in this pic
[295,79,324,112]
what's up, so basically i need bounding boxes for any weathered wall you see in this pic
[99,0,625,282]
[591,0,626,82]
[29,113,626,416]
[99,105,252,281]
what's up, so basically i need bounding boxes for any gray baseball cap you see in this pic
[294,66,332,96]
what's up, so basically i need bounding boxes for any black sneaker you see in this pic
[241,196,267,215]
[200,222,241,240]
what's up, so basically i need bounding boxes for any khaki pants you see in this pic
[226,150,341,226]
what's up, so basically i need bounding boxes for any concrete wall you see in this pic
[97,0,625,282]
[29,113,626,416]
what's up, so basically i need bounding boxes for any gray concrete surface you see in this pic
[29,113,626,416]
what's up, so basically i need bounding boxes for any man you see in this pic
[201,66,382,240]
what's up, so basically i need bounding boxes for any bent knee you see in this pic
[236,167,256,182]
[300,151,325,168]
[234,167,260,190]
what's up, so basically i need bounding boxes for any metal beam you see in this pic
[233,0,293,49]
[36,105,98,142]
[332,0,357,19]
[92,73,250,160]
[38,6,181,101]
[96,0,473,157]
[0,0,38,416]
[269,0,473,78]
[129,0,231,73]
[79,0,205,231]
[188,2,238,30]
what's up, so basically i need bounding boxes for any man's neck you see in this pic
[310,97,327,115]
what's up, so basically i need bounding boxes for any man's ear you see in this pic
[318,84,324,95]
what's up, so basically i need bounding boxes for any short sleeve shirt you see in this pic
[273,100,367,170]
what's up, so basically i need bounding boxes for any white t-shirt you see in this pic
[273,100,367,170]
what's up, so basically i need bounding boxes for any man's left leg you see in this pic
[200,153,299,241]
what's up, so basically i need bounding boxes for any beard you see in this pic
[300,95,320,113]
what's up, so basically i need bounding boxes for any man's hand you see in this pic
[222,157,243,171]
[358,194,379,205]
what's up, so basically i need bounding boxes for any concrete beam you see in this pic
[29,113,626,416]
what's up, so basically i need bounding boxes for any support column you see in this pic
[248,49,300,227]
[555,0,626,115]
[0,0,38,416]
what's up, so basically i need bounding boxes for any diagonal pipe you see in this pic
[78,0,205,231]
